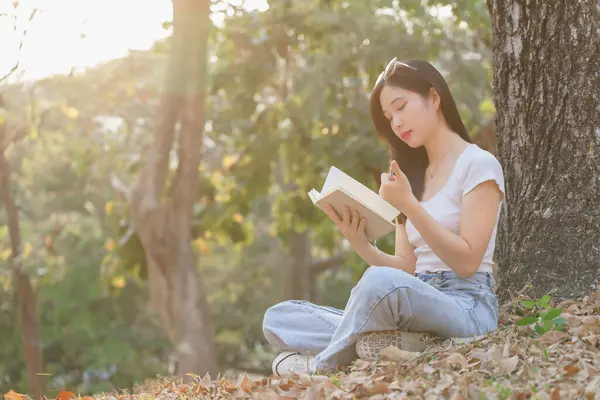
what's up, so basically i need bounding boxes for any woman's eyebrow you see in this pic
[390,96,405,106]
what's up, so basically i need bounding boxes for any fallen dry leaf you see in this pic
[498,355,519,375]
[256,388,280,400]
[538,330,569,344]
[223,382,238,393]
[564,364,580,377]
[56,391,75,400]
[240,374,252,392]
[380,345,420,363]
[298,373,313,386]
[369,382,389,395]
[445,353,468,369]
[302,382,327,400]
[450,391,465,400]
[423,363,436,374]
[3,391,23,400]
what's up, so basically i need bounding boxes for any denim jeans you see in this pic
[262,266,498,372]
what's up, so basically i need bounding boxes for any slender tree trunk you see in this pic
[285,231,312,300]
[486,0,600,301]
[0,150,44,399]
[126,0,216,377]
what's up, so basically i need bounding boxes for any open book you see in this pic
[308,166,400,241]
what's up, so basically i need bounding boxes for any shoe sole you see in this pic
[356,330,427,361]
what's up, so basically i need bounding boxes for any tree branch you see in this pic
[109,173,132,200]
[118,224,136,247]
[310,251,348,276]
[0,7,38,84]
[0,125,27,153]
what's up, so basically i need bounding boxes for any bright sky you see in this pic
[0,0,268,82]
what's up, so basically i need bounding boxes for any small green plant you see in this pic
[330,375,342,388]
[516,294,566,335]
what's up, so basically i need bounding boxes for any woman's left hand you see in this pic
[379,160,417,211]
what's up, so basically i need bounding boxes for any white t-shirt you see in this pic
[405,144,505,274]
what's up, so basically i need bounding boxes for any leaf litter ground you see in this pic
[5,289,600,399]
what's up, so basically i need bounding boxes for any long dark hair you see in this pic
[369,59,472,203]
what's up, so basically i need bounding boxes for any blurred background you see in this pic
[0,0,496,395]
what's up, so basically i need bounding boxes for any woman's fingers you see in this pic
[342,206,351,226]
[325,204,342,225]
[357,215,366,234]
[350,209,359,231]
[326,205,365,237]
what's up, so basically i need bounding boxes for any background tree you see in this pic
[0,102,44,399]
[114,0,217,377]
[0,4,43,398]
[0,72,171,393]
[486,0,600,300]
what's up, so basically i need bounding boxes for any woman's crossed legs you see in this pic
[263,266,497,373]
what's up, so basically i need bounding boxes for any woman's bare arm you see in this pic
[346,220,415,274]
[402,180,502,278]
[394,222,417,273]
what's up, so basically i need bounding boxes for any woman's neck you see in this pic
[423,127,466,165]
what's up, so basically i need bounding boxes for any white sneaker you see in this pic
[272,351,313,376]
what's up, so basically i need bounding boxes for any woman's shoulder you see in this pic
[458,144,505,196]
[463,144,503,172]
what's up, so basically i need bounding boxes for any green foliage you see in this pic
[516,294,566,335]
[208,0,493,271]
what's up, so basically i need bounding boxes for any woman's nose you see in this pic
[392,116,403,129]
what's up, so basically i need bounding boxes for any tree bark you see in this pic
[126,0,216,377]
[0,137,44,399]
[285,231,312,300]
[486,0,600,301]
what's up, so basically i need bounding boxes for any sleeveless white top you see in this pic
[405,144,505,274]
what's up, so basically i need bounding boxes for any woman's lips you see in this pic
[400,130,412,140]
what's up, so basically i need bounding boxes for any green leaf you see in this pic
[534,324,547,335]
[537,295,551,307]
[516,316,538,326]
[539,311,546,320]
[519,300,536,309]
[543,308,562,321]
[552,317,567,329]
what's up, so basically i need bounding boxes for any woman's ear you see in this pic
[429,87,441,111]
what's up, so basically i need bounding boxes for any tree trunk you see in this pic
[0,149,44,399]
[486,1,600,301]
[285,231,312,300]
[126,0,216,377]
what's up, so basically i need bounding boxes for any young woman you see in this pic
[262,58,504,376]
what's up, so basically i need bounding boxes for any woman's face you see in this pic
[379,84,440,148]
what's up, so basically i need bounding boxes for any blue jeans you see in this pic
[262,266,498,372]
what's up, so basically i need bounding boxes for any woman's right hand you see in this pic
[324,204,369,248]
